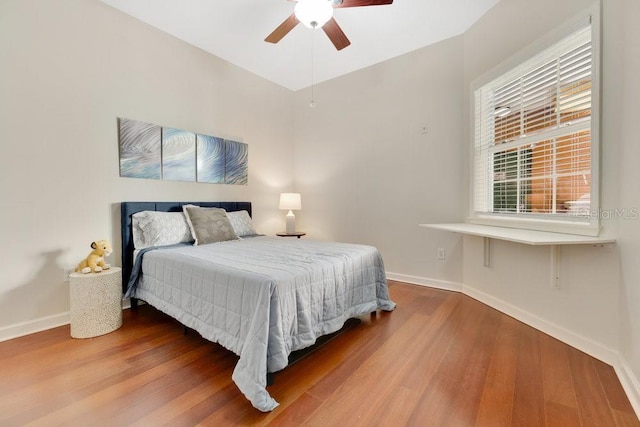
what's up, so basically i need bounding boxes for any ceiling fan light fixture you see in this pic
[295,0,334,29]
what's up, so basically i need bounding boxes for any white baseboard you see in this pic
[386,272,463,292]
[615,356,640,419]
[1,276,638,418]
[0,312,70,343]
[462,285,620,365]
[391,272,640,419]
[0,299,133,343]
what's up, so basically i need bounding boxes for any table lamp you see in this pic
[279,193,302,234]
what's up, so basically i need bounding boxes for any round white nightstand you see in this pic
[69,267,123,339]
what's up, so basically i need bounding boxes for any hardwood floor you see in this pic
[1,281,637,426]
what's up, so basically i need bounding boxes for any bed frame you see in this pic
[120,201,252,293]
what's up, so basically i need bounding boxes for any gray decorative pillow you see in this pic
[183,206,238,245]
[226,210,258,237]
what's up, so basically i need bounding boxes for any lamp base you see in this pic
[285,210,296,234]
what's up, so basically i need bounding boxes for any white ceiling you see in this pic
[100,0,499,91]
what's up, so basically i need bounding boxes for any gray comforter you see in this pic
[128,236,395,411]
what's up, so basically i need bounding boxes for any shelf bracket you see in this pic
[483,237,491,268]
[550,245,561,288]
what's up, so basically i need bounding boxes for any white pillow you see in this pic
[226,210,258,237]
[132,211,193,249]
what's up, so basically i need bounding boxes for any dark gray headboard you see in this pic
[120,201,252,292]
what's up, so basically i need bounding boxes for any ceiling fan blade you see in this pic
[323,17,351,50]
[334,0,393,8]
[265,14,299,44]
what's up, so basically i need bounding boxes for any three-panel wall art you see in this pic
[118,117,248,185]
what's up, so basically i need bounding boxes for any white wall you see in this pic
[293,36,465,286]
[294,0,640,411]
[0,0,294,333]
[2,0,639,410]
[461,0,640,410]
[461,0,621,349]
[611,0,640,403]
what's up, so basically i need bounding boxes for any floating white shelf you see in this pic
[420,223,615,288]
[419,223,615,246]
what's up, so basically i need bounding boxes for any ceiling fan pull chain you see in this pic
[310,29,316,108]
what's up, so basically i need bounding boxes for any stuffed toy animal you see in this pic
[75,240,113,274]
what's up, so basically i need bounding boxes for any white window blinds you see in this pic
[473,21,595,228]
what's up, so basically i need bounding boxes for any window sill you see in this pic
[468,215,600,237]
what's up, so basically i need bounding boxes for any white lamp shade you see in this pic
[279,193,302,210]
[294,0,333,29]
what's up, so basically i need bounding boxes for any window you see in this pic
[471,13,600,236]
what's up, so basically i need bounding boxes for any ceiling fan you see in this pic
[265,0,394,51]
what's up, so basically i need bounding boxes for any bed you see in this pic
[120,201,395,411]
